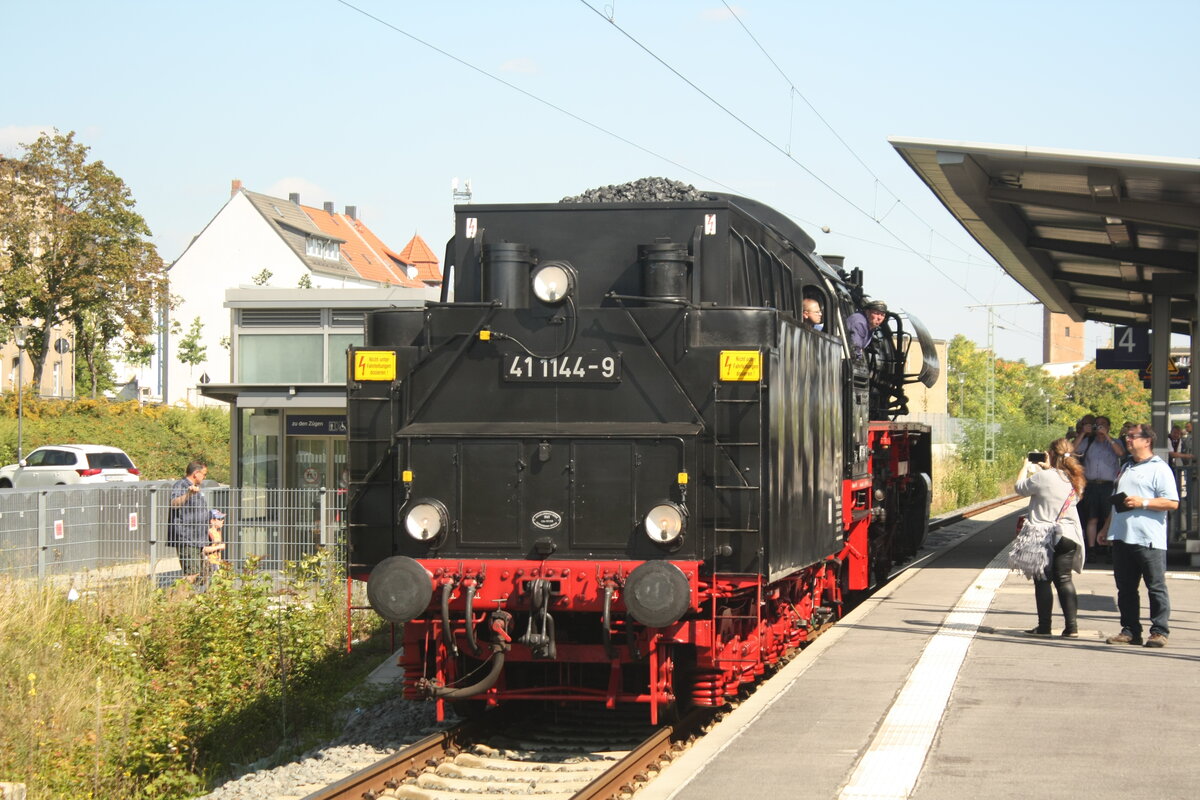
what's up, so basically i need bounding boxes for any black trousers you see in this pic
[1033,537,1079,633]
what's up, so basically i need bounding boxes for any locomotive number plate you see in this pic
[502,352,621,382]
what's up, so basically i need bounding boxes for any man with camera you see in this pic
[1105,424,1178,647]
[1074,415,1124,561]
[168,460,210,584]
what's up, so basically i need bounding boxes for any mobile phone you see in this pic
[1027,452,1047,464]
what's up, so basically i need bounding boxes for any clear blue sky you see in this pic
[5,0,1197,363]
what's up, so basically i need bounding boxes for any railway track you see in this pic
[301,496,1016,800]
[302,706,707,800]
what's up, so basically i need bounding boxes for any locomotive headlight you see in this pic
[404,499,448,541]
[531,261,576,304]
[644,502,685,544]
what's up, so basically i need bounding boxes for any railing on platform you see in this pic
[1169,460,1197,544]
[0,483,346,581]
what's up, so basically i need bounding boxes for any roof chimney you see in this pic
[230,179,243,197]
[323,201,334,214]
[345,205,357,220]
[289,192,300,205]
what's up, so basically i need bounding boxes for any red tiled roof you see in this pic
[398,234,442,283]
[301,205,422,287]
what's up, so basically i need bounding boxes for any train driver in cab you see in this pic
[847,300,887,359]
[802,297,824,330]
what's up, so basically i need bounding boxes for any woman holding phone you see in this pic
[1015,438,1086,636]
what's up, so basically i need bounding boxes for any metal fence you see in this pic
[0,483,347,581]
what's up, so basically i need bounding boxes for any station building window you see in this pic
[238,334,324,382]
[208,291,431,494]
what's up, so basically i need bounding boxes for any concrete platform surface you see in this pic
[641,501,1200,800]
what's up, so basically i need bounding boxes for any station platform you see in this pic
[641,500,1200,800]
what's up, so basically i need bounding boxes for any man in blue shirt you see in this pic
[168,460,210,584]
[1105,424,1178,647]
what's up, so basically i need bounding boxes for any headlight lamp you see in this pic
[531,261,576,304]
[404,499,448,542]
[644,502,685,544]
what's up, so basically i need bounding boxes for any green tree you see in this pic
[176,316,207,371]
[1062,363,1151,427]
[947,334,1062,424]
[72,307,119,397]
[0,130,166,389]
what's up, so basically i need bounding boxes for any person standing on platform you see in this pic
[168,460,210,584]
[1105,424,1178,648]
[1076,415,1124,561]
[1015,439,1085,637]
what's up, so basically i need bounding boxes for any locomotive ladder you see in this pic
[710,381,763,541]
[708,381,766,683]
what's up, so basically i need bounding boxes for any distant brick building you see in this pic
[1043,308,1084,364]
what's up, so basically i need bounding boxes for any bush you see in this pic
[0,552,389,799]
[934,419,1063,512]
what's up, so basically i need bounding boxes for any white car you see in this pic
[0,445,141,488]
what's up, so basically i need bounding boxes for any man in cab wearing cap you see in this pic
[847,300,887,359]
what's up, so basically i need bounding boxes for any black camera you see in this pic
[1027,452,1047,464]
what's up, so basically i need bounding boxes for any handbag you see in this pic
[1009,489,1075,580]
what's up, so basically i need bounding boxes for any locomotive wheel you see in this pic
[665,644,698,721]
[451,699,489,720]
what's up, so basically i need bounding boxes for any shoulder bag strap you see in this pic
[1054,489,1076,522]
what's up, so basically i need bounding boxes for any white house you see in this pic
[159,181,441,405]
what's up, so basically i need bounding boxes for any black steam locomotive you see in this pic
[346,186,938,721]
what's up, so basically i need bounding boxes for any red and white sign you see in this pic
[303,467,319,485]
[129,512,138,532]
[53,520,64,540]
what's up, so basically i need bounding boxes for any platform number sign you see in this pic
[1116,326,1148,358]
[1095,326,1149,370]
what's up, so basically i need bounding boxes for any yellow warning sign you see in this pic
[1141,358,1180,377]
[353,351,397,381]
[719,350,761,382]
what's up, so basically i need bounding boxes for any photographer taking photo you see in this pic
[1074,415,1125,562]
[1015,439,1085,636]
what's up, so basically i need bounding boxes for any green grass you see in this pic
[0,552,390,799]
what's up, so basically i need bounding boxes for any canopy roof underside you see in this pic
[890,138,1200,333]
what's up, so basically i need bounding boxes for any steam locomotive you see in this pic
[346,187,938,722]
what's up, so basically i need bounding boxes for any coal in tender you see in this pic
[560,177,715,203]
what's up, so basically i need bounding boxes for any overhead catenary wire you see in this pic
[576,0,1038,339]
[334,0,1038,341]
[718,0,988,268]
[332,0,737,196]
[329,2,970,274]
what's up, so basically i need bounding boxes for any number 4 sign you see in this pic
[1095,326,1150,370]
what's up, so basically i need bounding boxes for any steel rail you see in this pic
[300,717,487,800]
[305,496,1018,800]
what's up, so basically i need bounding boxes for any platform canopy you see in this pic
[889,138,1200,333]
